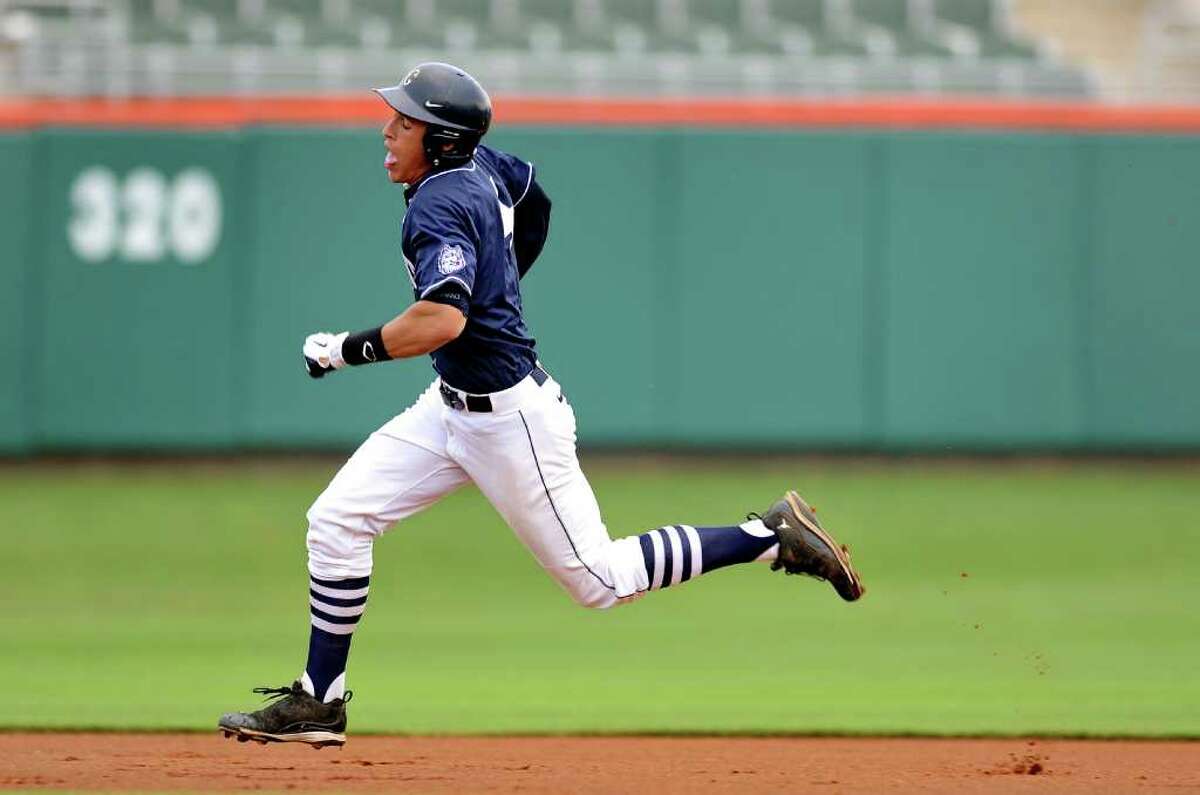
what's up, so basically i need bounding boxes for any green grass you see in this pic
[1,457,1198,736]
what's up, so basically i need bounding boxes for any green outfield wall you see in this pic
[1,126,1197,452]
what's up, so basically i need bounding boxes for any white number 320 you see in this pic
[68,166,223,265]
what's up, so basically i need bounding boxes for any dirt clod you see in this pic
[994,751,1049,776]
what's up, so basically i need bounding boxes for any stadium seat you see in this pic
[930,0,994,32]
[488,0,578,53]
[510,0,629,54]
[847,0,956,56]
[683,0,776,55]
[351,0,490,51]
[930,0,1037,58]
[127,0,194,45]
[415,0,491,51]
[267,0,359,48]
[127,0,249,47]
[512,0,667,56]
[340,0,407,48]
[487,0,624,53]
[764,0,873,56]
[734,0,814,55]
[173,0,262,46]
[602,0,667,53]
[147,0,310,48]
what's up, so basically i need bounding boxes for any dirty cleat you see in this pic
[759,490,865,601]
[217,681,351,748]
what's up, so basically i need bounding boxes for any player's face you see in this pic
[381,111,428,185]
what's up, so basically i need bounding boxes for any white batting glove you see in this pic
[302,331,348,378]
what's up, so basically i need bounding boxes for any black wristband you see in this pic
[342,326,392,366]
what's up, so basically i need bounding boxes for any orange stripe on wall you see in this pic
[2,95,1200,132]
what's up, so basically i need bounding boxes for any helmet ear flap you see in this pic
[423,125,480,168]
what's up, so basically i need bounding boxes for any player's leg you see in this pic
[448,375,863,609]
[301,380,471,702]
[448,390,646,607]
[219,381,470,745]
[635,491,865,601]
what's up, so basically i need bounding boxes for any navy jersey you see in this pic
[401,144,550,394]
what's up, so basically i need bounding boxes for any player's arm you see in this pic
[379,300,466,358]
[302,300,465,379]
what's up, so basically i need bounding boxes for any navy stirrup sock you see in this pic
[637,521,777,591]
[303,573,369,702]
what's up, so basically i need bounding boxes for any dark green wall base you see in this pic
[2,127,1196,452]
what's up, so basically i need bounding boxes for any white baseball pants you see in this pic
[305,371,650,608]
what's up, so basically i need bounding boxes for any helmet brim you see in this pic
[372,85,475,131]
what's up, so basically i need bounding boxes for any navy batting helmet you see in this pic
[373,62,492,168]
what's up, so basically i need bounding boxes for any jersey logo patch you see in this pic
[437,243,467,275]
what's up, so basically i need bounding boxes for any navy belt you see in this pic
[439,366,549,413]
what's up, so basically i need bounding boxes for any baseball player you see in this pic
[218,62,863,748]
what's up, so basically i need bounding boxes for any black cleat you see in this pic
[218,681,350,748]
[759,490,865,602]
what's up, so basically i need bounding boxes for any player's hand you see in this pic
[303,331,348,379]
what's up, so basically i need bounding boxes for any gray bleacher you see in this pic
[0,0,1094,98]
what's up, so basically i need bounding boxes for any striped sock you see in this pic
[638,521,778,591]
[302,574,369,703]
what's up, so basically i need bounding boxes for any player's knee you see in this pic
[304,495,338,549]
[548,558,620,609]
[565,584,618,610]
[305,495,373,578]
[568,583,647,610]
[562,539,648,610]
[568,588,609,612]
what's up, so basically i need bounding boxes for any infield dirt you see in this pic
[2,733,1197,793]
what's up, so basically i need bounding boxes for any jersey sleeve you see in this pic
[513,169,551,279]
[402,192,477,313]
[473,145,551,279]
